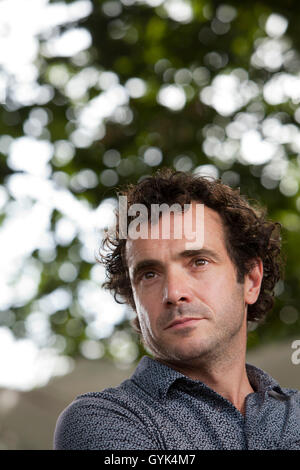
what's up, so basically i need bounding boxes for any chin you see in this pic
[157,343,209,364]
[145,334,213,363]
[173,335,216,360]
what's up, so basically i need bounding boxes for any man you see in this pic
[54,168,300,450]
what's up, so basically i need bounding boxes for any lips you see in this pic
[166,317,202,329]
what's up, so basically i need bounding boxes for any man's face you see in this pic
[126,202,257,367]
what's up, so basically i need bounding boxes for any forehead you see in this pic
[125,203,227,265]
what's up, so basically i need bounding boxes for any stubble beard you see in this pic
[143,289,247,371]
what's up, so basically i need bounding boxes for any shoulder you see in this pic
[281,386,300,402]
[53,381,159,450]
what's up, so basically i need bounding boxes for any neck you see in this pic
[157,342,254,416]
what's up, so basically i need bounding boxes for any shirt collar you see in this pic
[130,355,185,399]
[245,363,282,393]
[130,355,286,399]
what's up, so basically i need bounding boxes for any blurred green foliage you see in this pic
[0,0,300,364]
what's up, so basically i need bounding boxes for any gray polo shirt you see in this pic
[54,355,300,450]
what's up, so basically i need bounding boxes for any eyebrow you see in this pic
[131,248,221,281]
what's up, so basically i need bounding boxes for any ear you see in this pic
[244,258,264,305]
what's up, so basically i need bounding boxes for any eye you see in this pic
[141,271,157,281]
[192,258,208,267]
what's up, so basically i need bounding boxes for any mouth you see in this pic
[165,317,203,330]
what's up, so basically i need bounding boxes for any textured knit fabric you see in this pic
[53,355,300,450]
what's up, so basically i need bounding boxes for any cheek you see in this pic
[192,273,236,307]
[133,291,154,331]
[133,286,147,312]
[192,274,221,297]
[133,283,159,309]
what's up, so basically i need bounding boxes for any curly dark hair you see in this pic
[97,167,285,335]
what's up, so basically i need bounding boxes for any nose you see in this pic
[162,266,192,306]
